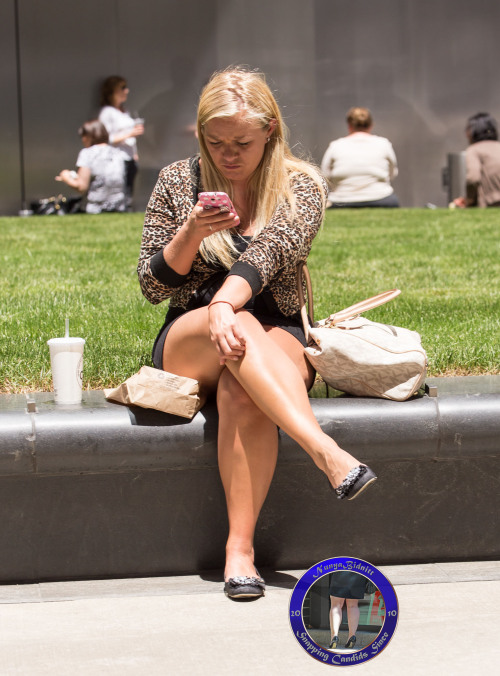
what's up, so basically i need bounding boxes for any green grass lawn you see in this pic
[0,208,498,393]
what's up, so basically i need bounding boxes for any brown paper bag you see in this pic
[104,366,205,419]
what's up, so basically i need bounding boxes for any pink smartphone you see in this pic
[199,192,235,213]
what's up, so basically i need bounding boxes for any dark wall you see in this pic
[314,0,500,207]
[2,0,500,214]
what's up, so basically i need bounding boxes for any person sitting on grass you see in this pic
[453,112,500,208]
[137,66,377,601]
[321,107,399,208]
[56,120,127,214]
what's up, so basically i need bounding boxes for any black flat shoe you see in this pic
[335,465,377,500]
[329,635,339,649]
[345,635,357,649]
[224,575,265,599]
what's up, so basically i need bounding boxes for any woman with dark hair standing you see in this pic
[98,75,144,206]
[454,112,500,208]
[55,120,126,214]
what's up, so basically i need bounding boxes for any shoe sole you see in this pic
[225,591,265,599]
[347,476,377,501]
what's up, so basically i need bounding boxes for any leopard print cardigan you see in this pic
[137,156,327,316]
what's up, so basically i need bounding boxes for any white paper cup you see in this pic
[47,337,85,405]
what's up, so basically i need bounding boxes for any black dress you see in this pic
[329,572,367,599]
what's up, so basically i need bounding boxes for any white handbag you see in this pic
[297,262,427,401]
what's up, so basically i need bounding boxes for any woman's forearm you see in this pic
[212,275,253,310]
[110,131,131,145]
[55,169,89,193]
[162,223,204,275]
[110,124,143,146]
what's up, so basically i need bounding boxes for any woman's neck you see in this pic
[231,183,254,235]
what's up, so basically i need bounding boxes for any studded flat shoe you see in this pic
[335,465,377,500]
[224,575,265,599]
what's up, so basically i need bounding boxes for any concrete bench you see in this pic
[1,376,499,583]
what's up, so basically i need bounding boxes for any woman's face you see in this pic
[203,113,276,185]
[112,82,129,108]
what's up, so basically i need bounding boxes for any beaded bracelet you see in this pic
[207,300,236,312]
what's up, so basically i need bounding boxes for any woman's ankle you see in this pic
[316,447,362,489]
[224,544,257,580]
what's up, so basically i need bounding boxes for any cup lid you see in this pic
[47,337,85,345]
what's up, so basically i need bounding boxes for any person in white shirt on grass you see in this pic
[55,120,126,214]
[321,107,399,208]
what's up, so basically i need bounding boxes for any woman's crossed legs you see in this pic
[162,308,362,580]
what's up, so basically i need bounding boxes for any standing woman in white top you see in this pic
[98,75,144,207]
[321,107,399,208]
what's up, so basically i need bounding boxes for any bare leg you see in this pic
[217,368,278,579]
[217,325,315,580]
[330,597,344,638]
[346,599,360,638]
[163,309,366,580]
[163,308,363,488]
[222,312,360,487]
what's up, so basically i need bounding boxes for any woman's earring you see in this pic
[266,137,271,143]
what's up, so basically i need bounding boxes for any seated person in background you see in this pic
[55,120,126,214]
[321,107,399,208]
[454,112,500,208]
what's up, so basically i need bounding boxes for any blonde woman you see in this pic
[138,67,377,599]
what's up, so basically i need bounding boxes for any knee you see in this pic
[217,371,261,417]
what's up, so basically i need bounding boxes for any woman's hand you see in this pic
[186,202,240,241]
[208,302,246,365]
[55,167,90,193]
[129,123,144,138]
[55,169,75,185]
[161,203,239,277]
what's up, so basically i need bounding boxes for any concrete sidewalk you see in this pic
[0,561,499,675]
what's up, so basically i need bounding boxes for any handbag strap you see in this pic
[297,261,401,333]
[328,288,401,325]
[296,261,313,342]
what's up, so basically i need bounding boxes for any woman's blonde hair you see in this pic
[197,66,325,269]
